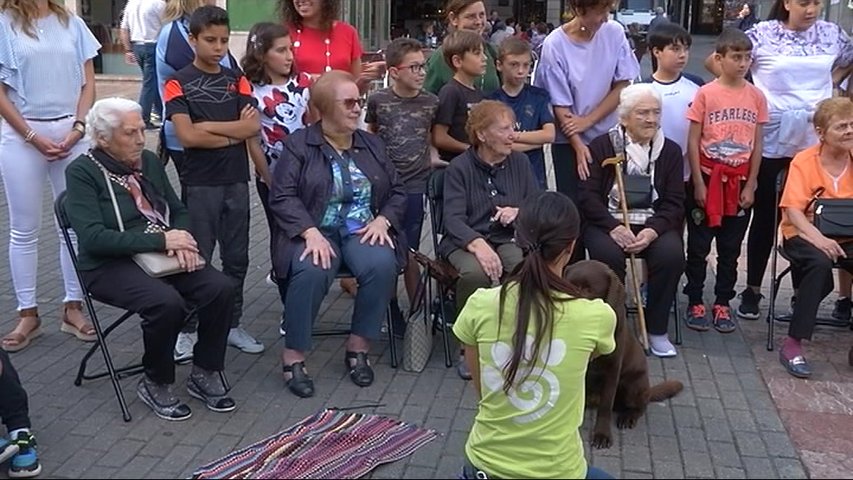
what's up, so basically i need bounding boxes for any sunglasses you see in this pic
[336,98,365,110]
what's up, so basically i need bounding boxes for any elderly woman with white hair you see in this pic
[64,97,236,421]
[579,83,686,357]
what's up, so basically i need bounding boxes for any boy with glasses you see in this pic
[365,37,440,321]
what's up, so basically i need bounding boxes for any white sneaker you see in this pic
[174,332,197,364]
[649,334,677,358]
[227,327,264,354]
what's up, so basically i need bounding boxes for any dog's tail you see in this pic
[648,380,684,402]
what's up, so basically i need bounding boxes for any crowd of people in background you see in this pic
[0,0,851,478]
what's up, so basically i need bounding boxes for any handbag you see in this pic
[99,166,202,277]
[622,172,653,210]
[403,279,433,372]
[809,187,853,239]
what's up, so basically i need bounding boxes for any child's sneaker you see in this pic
[713,304,737,333]
[685,303,710,331]
[8,431,40,478]
[0,437,19,465]
[736,288,762,320]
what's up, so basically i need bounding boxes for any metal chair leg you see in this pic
[80,298,133,422]
[386,304,398,368]
[673,285,683,346]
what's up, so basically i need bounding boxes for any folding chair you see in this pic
[766,170,852,351]
[422,169,455,368]
[54,191,141,422]
[310,267,400,369]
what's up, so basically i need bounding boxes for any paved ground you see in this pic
[0,34,849,479]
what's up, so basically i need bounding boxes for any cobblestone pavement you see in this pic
[0,35,847,479]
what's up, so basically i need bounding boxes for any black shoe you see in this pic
[283,361,314,398]
[137,378,192,421]
[712,304,737,333]
[737,288,762,320]
[779,352,812,379]
[344,351,374,387]
[187,370,236,412]
[833,297,852,322]
[685,303,710,331]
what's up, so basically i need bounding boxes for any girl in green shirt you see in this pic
[453,192,617,479]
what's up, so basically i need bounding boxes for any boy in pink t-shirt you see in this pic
[683,28,768,334]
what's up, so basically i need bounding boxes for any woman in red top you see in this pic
[277,0,383,86]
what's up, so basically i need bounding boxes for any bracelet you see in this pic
[227,137,234,147]
[24,129,36,143]
[73,120,85,130]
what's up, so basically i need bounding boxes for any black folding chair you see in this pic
[422,169,455,368]
[627,273,684,347]
[54,191,141,422]
[766,170,852,351]
[310,266,400,369]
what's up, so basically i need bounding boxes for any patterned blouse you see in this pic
[320,149,374,235]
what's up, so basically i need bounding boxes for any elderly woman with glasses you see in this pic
[441,100,539,379]
[579,83,686,358]
[64,98,236,422]
[269,70,406,398]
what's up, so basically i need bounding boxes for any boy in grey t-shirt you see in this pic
[365,38,439,316]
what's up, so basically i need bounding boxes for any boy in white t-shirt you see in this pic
[646,23,704,183]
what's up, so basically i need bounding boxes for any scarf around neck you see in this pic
[89,148,170,228]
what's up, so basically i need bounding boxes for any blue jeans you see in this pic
[284,230,397,352]
[132,43,162,124]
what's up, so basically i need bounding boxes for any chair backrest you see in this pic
[54,191,71,230]
[426,168,446,239]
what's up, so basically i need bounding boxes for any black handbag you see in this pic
[810,187,853,238]
[622,172,653,210]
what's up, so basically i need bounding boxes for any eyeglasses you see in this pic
[336,98,365,110]
[397,63,427,74]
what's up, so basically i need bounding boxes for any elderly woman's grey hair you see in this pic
[85,97,142,141]
[617,84,662,120]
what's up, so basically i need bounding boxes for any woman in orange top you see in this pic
[778,97,853,379]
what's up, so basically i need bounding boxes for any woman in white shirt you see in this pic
[706,0,853,321]
[0,0,101,352]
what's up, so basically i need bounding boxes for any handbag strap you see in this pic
[90,155,125,232]
[805,186,827,213]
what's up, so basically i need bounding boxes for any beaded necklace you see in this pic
[293,25,333,73]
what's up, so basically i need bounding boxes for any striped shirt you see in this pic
[0,12,100,119]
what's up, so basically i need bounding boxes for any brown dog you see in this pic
[564,260,683,449]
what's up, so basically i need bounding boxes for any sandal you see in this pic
[344,351,374,387]
[60,301,97,342]
[1,308,42,353]
[283,361,315,398]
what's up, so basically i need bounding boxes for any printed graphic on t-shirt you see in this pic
[482,336,566,424]
[686,81,768,167]
[254,75,311,165]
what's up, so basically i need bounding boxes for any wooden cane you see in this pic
[603,153,651,354]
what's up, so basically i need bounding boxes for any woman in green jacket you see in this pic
[424,0,500,95]
[64,97,236,422]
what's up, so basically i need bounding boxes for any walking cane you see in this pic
[602,131,651,354]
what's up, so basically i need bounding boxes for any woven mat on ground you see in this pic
[191,408,438,479]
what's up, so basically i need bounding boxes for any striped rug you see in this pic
[191,409,439,479]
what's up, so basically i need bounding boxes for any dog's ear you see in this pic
[606,268,626,308]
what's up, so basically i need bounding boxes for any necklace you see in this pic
[293,26,332,73]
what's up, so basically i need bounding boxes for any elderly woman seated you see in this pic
[65,98,236,421]
[777,97,853,379]
[441,100,539,379]
[579,83,685,358]
[269,71,406,398]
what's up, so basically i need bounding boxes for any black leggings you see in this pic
[0,349,30,432]
[746,157,792,288]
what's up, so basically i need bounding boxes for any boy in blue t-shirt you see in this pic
[487,37,554,190]
[646,23,704,183]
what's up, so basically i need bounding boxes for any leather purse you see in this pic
[813,198,853,239]
[622,173,654,210]
[99,166,203,278]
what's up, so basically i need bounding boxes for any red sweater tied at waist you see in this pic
[699,155,749,228]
